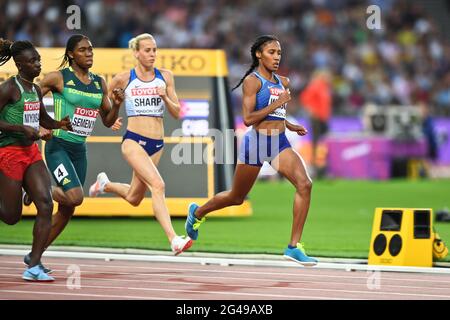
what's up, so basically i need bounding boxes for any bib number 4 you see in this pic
[53,164,69,183]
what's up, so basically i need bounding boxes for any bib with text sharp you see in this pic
[130,87,164,116]
[124,68,166,117]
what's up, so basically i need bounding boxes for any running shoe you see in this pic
[283,243,318,266]
[185,203,205,240]
[171,235,193,256]
[24,253,53,274]
[89,172,110,197]
[22,265,55,282]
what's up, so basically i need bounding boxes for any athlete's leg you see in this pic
[45,138,84,207]
[52,186,84,207]
[185,162,260,240]
[102,149,163,206]
[194,128,264,218]
[271,148,312,246]
[22,161,53,267]
[0,171,23,225]
[121,140,176,241]
[23,183,83,208]
[44,203,75,248]
[195,163,261,219]
[44,139,86,248]
[46,188,83,248]
[101,172,146,206]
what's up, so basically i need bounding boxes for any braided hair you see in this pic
[231,35,279,91]
[59,34,90,69]
[0,39,36,66]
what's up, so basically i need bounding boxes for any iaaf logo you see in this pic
[74,107,99,118]
[24,102,40,111]
[269,87,284,95]
[131,87,159,96]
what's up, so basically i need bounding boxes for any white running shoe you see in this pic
[89,172,110,197]
[171,235,193,256]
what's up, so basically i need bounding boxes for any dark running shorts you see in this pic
[45,137,87,191]
[122,130,164,156]
[238,129,291,167]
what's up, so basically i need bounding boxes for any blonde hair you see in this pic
[128,33,155,51]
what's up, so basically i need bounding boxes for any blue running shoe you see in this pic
[185,203,205,240]
[283,243,318,267]
[23,253,53,274]
[22,265,55,282]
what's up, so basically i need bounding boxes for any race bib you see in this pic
[23,101,40,131]
[267,87,287,119]
[70,106,99,137]
[130,87,164,117]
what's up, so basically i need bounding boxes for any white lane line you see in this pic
[0,289,168,300]
[0,278,350,300]
[1,265,449,292]
[0,272,448,299]
[43,272,450,292]
[2,260,449,284]
[1,249,449,274]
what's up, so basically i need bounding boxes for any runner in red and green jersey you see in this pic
[0,39,72,281]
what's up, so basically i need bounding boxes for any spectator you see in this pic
[300,69,332,177]
[1,0,449,116]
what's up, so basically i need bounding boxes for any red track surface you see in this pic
[1,255,450,300]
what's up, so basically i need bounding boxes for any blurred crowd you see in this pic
[1,0,450,116]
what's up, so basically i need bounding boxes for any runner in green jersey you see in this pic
[22,35,124,271]
[0,39,72,281]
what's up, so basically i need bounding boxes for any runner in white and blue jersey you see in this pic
[186,35,318,266]
[89,33,192,256]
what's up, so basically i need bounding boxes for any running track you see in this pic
[1,255,450,300]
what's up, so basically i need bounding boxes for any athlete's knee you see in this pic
[150,179,165,194]
[228,193,245,206]
[2,213,21,225]
[69,196,84,207]
[0,200,22,225]
[65,189,84,207]
[296,177,313,194]
[231,197,244,206]
[127,195,144,207]
[58,205,76,219]
[34,197,54,217]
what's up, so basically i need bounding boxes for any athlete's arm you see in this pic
[0,80,12,115]
[285,120,307,136]
[98,77,124,128]
[35,71,62,139]
[160,69,180,119]
[241,75,291,127]
[277,76,306,135]
[38,71,63,96]
[107,72,129,131]
[0,80,40,140]
[35,85,72,131]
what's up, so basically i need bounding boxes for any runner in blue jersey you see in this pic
[186,35,318,266]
